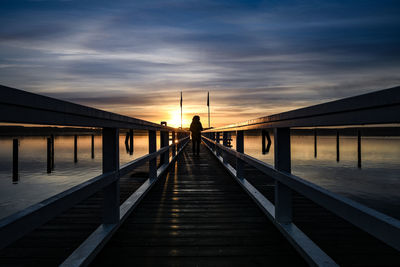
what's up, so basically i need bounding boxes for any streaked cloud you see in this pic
[0,0,399,127]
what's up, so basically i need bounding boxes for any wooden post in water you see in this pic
[129,129,134,155]
[336,130,340,162]
[91,134,95,159]
[47,138,52,173]
[314,129,317,158]
[262,130,271,154]
[51,134,55,170]
[274,127,292,223]
[357,130,362,168]
[236,131,244,179]
[12,139,18,183]
[74,134,78,163]
[102,127,120,224]
[148,130,157,179]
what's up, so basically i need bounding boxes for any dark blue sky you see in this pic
[1,0,400,126]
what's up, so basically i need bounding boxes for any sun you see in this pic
[168,110,189,128]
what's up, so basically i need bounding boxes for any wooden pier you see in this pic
[90,143,306,266]
[0,85,399,266]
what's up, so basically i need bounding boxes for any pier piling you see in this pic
[314,129,317,158]
[129,129,134,155]
[336,130,340,162]
[12,139,18,183]
[358,130,362,168]
[74,135,78,163]
[47,138,52,173]
[51,134,54,169]
[91,134,95,159]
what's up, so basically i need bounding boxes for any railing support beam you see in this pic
[161,131,169,164]
[236,131,244,179]
[148,130,157,179]
[172,131,176,157]
[274,127,292,224]
[102,128,120,224]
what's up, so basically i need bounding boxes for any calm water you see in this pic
[231,133,400,219]
[0,131,399,220]
[0,131,161,220]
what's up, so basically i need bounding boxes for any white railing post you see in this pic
[148,130,157,179]
[222,132,228,163]
[236,131,244,179]
[211,132,216,151]
[274,127,292,223]
[172,131,176,157]
[216,132,220,157]
[161,130,169,164]
[102,127,120,224]
[223,132,228,146]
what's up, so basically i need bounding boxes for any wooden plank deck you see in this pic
[90,143,307,266]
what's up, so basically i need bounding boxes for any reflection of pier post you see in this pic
[336,130,340,162]
[74,134,78,163]
[262,130,266,154]
[357,130,362,168]
[125,132,129,153]
[129,129,134,155]
[262,130,271,154]
[13,139,18,183]
[91,134,95,159]
[47,138,52,173]
[314,129,317,158]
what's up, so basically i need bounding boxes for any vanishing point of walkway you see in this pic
[91,143,307,266]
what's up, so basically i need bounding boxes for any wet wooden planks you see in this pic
[91,143,307,267]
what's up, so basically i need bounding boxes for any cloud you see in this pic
[0,0,400,126]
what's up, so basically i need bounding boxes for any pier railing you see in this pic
[0,85,190,265]
[202,86,400,266]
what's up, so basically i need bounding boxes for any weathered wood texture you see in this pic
[222,151,400,266]
[91,143,307,266]
[0,161,156,266]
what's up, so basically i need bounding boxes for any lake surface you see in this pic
[0,131,399,220]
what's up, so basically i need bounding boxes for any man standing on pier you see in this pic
[190,115,203,156]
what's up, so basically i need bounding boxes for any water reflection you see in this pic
[0,131,156,219]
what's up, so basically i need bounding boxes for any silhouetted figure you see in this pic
[190,115,203,155]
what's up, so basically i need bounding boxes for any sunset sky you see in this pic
[1,0,400,127]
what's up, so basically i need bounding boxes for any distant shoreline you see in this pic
[0,126,142,136]
[1,126,399,137]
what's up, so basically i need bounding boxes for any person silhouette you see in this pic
[189,115,203,155]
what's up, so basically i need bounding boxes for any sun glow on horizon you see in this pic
[168,109,190,128]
